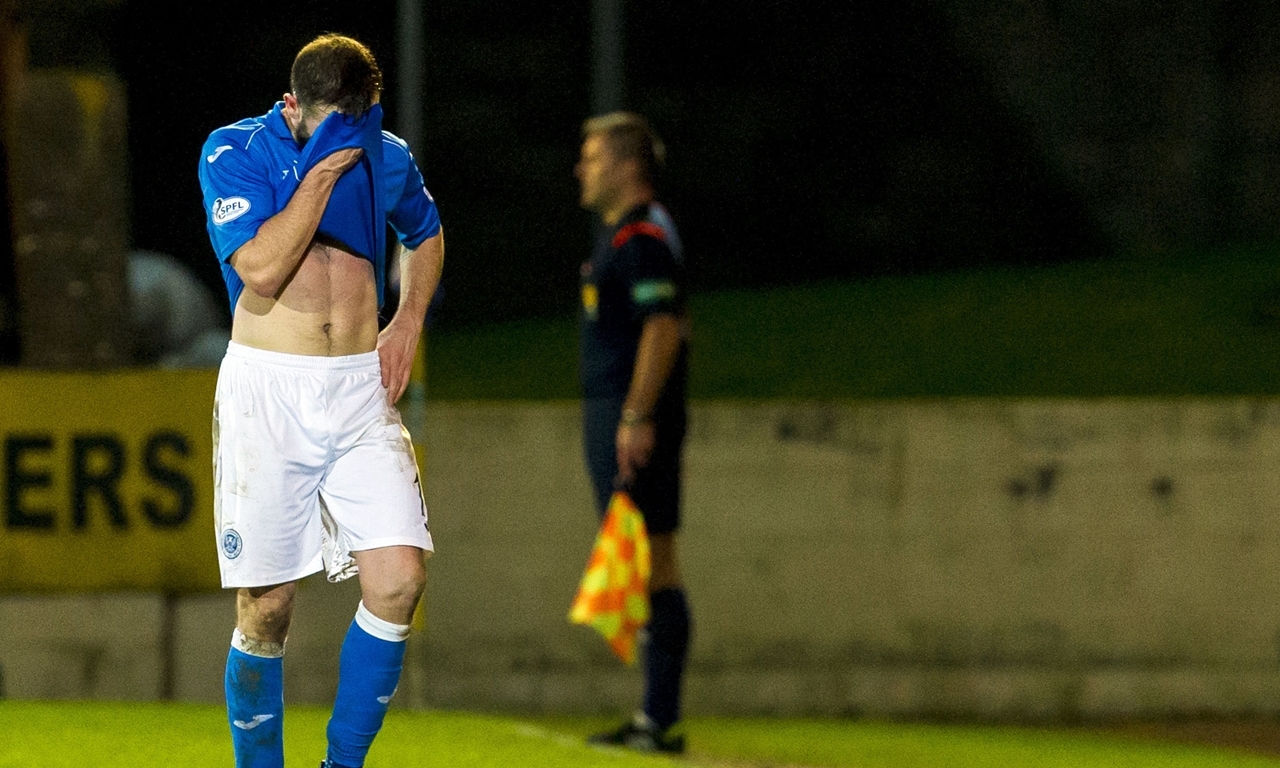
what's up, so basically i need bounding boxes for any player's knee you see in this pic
[397,568,427,605]
[370,567,425,613]
[237,602,294,645]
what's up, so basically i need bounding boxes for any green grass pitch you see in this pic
[1,701,1277,767]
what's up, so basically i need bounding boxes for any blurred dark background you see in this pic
[10,0,1280,335]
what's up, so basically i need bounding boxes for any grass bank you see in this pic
[426,249,1280,400]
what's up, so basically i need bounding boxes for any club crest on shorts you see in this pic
[222,528,243,559]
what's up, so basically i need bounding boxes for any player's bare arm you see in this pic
[228,147,364,298]
[616,313,683,481]
[377,229,444,404]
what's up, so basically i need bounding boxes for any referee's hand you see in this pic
[616,421,656,485]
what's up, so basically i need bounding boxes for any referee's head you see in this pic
[581,112,666,189]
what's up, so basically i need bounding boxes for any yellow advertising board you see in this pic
[0,369,221,593]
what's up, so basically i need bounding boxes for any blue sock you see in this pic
[225,633,285,768]
[643,587,691,731]
[326,602,410,768]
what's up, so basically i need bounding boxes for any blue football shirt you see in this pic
[197,101,441,311]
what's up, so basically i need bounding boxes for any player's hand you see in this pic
[616,420,656,485]
[313,147,364,176]
[376,319,419,405]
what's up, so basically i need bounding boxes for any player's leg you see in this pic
[321,546,426,768]
[353,544,428,623]
[226,582,297,768]
[318,362,434,768]
[215,346,331,768]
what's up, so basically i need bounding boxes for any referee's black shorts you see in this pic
[582,396,686,535]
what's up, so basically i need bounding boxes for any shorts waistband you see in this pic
[225,341,380,372]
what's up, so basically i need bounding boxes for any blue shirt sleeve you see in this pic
[381,135,441,249]
[198,132,280,264]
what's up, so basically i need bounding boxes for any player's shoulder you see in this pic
[200,108,279,166]
[378,128,409,155]
[380,129,415,162]
[205,116,265,149]
[376,130,424,188]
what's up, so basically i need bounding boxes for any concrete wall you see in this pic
[5,398,1280,721]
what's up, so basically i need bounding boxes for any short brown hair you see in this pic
[290,33,383,116]
[582,111,666,185]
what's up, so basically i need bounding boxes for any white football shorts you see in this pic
[213,341,433,589]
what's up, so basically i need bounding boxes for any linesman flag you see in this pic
[569,490,651,664]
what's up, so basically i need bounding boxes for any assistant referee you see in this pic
[573,111,693,755]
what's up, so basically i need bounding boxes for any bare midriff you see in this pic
[230,237,380,356]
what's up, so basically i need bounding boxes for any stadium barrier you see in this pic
[0,369,220,593]
[6,397,1280,720]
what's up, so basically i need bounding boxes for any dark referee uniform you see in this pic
[580,201,688,534]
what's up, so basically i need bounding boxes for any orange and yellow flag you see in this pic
[569,490,651,664]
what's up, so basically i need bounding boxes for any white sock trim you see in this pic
[231,628,285,658]
[355,600,411,643]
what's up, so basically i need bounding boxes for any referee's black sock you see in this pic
[642,587,691,732]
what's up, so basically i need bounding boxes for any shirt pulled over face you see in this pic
[199,102,441,312]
